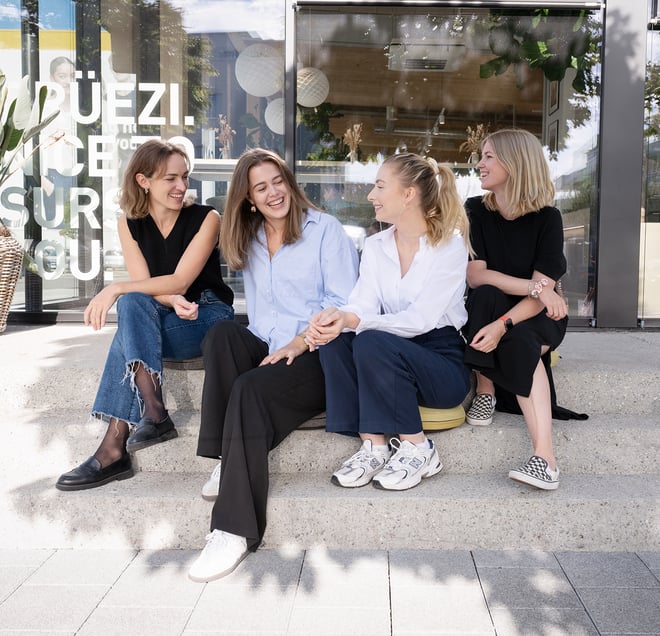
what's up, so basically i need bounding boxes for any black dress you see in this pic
[463,196,587,419]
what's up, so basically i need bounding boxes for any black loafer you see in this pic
[56,454,133,491]
[126,413,178,452]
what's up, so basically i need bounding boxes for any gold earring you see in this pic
[250,204,256,213]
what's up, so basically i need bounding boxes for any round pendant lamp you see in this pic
[235,43,283,97]
[265,97,285,135]
[296,67,329,108]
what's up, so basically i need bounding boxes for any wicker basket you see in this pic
[0,221,23,333]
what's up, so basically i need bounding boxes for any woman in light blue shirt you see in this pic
[189,148,358,582]
[308,152,472,492]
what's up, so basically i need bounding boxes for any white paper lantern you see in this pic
[297,67,329,108]
[265,97,285,135]
[235,43,283,97]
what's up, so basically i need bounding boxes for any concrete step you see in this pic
[3,326,660,416]
[7,408,660,478]
[3,470,658,551]
[3,324,659,553]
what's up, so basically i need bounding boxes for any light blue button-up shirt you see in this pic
[244,208,359,353]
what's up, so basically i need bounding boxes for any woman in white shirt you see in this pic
[188,148,358,582]
[307,152,471,491]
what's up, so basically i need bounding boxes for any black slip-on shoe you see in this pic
[126,413,178,452]
[56,454,134,491]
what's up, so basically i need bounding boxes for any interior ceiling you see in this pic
[296,9,545,161]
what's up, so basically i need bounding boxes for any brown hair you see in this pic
[481,128,555,218]
[119,139,191,219]
[382,152,471,251]
[220,148,316,270]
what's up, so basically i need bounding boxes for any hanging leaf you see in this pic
[0,67,61,188]
[480,57,511,79]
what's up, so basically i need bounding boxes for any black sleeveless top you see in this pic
[126,203,234,306]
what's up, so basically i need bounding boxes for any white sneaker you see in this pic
[373,438,443,491]
[188,529,249,582]
[331,440,391,488]
[201,460,222,501]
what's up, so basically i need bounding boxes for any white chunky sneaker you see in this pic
[466,393,496,426]
[331,440,391,488]
[201,460,222,501]
[188,529,249,582]
[373,438,443,491]
[509,455,560,491]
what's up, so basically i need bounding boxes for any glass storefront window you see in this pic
[295,5,602,319]
[1,1,602,320]
[642,0,660,321]
[1,0,286,316]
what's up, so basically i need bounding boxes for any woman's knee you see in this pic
[353,330,400,363]
[468,284,506,306]
[466,285,512,331]
[117,292,157,315]
[202,319,243,355]
[319,332,352,365]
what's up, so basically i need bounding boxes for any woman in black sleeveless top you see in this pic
[56,139,233,491]
[463,129,569,491]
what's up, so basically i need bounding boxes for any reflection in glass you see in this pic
[2,0,286,316]
[295,6,602,319]
[2,2,602,320]
[642,2,660,320]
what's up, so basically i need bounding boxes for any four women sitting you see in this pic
[57,131,573,580]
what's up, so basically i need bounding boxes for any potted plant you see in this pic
[459,123,490,163]
[0,68,61,332]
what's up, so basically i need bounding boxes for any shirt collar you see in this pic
[302,207,322,230]
[374,225,429,249]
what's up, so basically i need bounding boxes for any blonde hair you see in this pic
[119,140,192,219]
[382,152,471,251]
[481,128,555,218]
[220,148,316,270]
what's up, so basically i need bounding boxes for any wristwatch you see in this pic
[499,316,514,331]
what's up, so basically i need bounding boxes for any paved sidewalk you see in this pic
[0,548,658,635]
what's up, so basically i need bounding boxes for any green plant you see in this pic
[479,9,599,95]
[299,103,347,161]
[0,69,61,188]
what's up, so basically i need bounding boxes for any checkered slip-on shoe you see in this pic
[465,393,495,426]
[509,455,560,490]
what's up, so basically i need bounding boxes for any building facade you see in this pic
[0,0,655,328]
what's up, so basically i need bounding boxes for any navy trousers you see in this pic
[319,327,471,436]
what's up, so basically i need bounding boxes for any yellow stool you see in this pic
[419,404,466,431]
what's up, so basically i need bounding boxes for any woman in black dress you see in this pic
[463,128,569,490]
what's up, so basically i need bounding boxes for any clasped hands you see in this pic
[259,307,346,367]
[306,306,346,350]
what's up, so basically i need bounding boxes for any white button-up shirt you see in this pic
[342,225,468,337]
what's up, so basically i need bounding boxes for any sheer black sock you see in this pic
[93,418,130,467]
[133,362,167,422]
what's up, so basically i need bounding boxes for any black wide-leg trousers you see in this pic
[197,321,326,551]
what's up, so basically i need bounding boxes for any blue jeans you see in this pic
[92,291,233,425]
